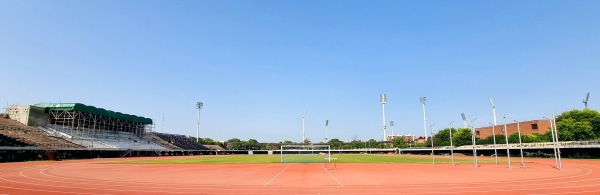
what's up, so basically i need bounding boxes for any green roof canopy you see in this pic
[34,103,153,124]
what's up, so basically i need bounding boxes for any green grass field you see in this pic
[104,154,507,164]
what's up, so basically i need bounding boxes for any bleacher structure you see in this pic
[1,103,216,162]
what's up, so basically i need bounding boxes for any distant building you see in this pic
[6,105,48,126]
[475,119,551,138]
[386,134,416,143]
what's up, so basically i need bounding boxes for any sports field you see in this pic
[1,154,599,195]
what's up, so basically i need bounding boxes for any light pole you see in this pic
[430,123,435,165]
[390,121,395,137]
[470,118,478,167]
[503,115,511,170]
[420,97,427,146]
[449,121,455,166]
[302,110,307,143]
[553,114,562,170]
[381,94,387,141]
[544,115,559,168]
[488,97,499,164]
[514,120,525,168]
[325,120,329,143]
[461,113,467,128]
[196,102,203,143]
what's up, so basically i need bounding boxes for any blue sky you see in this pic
[1,1,599,143]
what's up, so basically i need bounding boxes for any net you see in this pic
[280,145,331,163]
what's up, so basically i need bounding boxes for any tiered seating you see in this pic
[0,134,33,147]
[150,132,211,150]
[44,125,167,150]
[0,118,83,148]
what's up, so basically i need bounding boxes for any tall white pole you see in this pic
[430,123,435,165]
[461,113,467,129]
[390,121,394,137]
[325,120,329,143]
[196,102,203,143]
[302,109,306,143]
[420,97,427,146]
[514,120,525,168]
[471,118,478,167]
[546,116,559,168]
[489,97,499,164]
[503,115,511,170]
[381,94,387,141]
[449,121,455,166]
[553,114,562,170]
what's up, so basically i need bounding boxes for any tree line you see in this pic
[193,109,600,150]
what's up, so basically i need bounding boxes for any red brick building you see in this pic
[475,119,551,138]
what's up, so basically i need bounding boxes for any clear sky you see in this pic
[1,1,599,143]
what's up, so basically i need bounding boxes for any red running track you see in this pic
[0,156,599,195]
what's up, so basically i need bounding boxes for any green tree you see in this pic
[556,109,600,140]
[555,118,594,141]
[327,138,343,149]
[452,128,477,146]
[303,139,311,144]
[392,137,408,148]
[227,138,242,143]
[433,128,456,146]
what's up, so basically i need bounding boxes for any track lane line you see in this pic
[264,164,290,187]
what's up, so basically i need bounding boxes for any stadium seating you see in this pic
[43,124,167,150]
[149,132,210,150]
[0,118,83,148]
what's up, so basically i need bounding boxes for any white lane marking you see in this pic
[264,164,290,187]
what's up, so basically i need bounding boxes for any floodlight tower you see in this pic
[196,102,203,143]
[381,94,387,141]
[325,120,329,142]
[420,97,428,143]
[488,97,499,164]
[302,110,307,143]
[461,113,467,129]
[583,93,590,109]
[390,121,394,136]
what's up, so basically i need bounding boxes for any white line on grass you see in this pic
[263,164,290,187]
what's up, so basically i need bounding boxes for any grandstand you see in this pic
[1,103,215,162]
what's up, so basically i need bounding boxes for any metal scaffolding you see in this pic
[47,109,149,140]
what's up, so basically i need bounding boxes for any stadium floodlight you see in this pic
[488,97,499,164]
[583,93,590,109]
[470,118,478,167]
[325,120,329,142]
[449,121,455,166]
[429,123,435,165]
[381,94,387,141]
[461,113,467,128]
[390,121,394,136]
[503,115,511,170]
[514,120,525,168]
[196,102,203,143]
[302,109,307,143]
[420,97,428,144]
